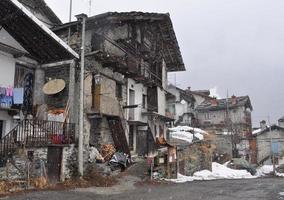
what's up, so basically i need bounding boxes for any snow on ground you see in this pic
[166,162,255,183]
[256,165,274,177]
[256,165,284,177]
[168,126,207,143]
[279,192,284,196]
[167,163,284,183]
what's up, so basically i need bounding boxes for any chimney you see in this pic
[210,98,218,106]
[231,95,237,105]
[278,117,284,128]
[260,120,267,130]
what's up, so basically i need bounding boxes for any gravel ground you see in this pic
[2,177,284,200]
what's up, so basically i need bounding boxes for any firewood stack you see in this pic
[101,144,116,161]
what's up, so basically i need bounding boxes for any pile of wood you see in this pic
[31,177,48,189]
[101,144,116,161]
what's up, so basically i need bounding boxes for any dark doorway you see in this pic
[136,130,147,156]
[129,125,135,151]
[0,120,3,140]
[47,146,62,183]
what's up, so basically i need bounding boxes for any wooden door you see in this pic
[47,146,62,183]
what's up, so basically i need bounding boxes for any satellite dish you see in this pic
[42,79,66,95]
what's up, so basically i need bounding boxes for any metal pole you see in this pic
[268,116,275,175]
[68,0,73,43]
[69,0,73,22]
[89,0,92,16]
[76,13,88,177]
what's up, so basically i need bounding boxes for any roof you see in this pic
[167,84,195,103]
[279,116,284,122]
[253,124,284,136]
[168,84,213,103]
[0,0,78,64]
[54,12,185,72]
[18,0,62,27]
[191,90,210,96]
[196,96,253,111]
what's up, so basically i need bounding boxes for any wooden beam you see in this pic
[40,59,74,68]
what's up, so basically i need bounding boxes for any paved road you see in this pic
[3,178,284,200]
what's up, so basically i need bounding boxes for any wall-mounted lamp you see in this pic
[94,73,102,84]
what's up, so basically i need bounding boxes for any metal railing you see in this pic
[0,119,75,163]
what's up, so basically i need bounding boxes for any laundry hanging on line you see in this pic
[13,88,24,105]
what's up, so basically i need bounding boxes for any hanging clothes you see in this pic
[6,87,13,97]
[0,96,12,107]
[13,88,24,104]
[0,87,6,96]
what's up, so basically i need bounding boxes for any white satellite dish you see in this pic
[42,79,66,95]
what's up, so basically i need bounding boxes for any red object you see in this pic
[51,134,64,144]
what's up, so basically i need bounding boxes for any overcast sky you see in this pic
[45,0,284,126]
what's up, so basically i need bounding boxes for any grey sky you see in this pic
[45,0,284,126]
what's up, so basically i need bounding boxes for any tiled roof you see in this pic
[253,124,284,136]
[196,96,253,111]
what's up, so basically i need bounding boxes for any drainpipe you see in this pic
[76,13,88,177]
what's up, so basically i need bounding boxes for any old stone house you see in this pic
[195,96,253,159]
[0,0,79,182]
[166,84,213,127]
[252,118,284,164]
[52,12,185,157]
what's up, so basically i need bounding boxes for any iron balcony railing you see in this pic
[0,119,75,164]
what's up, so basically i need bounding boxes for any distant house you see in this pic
[166,85,212,126]
[195,95,253,159]
[252,118,284,164]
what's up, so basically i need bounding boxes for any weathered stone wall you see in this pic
[89,117,114,149]
[0,146,82,182]
[0,147,48,180]
[178,142,212,176]
[213,134,233,157]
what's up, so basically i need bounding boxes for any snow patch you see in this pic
[279,192,284,196]
[166,162,255,183]
[252,128,262,135]
[169,126,207,143]
[256,165,284,177]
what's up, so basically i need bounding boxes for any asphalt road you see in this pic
[4,177,284,200]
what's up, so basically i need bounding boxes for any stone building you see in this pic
[195,95,253,159]
[53,12,185,156]
[166,84,212,126]
[251,118,284,164]
[0,0,79,182]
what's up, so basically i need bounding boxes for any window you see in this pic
[205,112,210,120]
[0,120,3,140]
[142,94,147,109]
[116,83,123,99]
